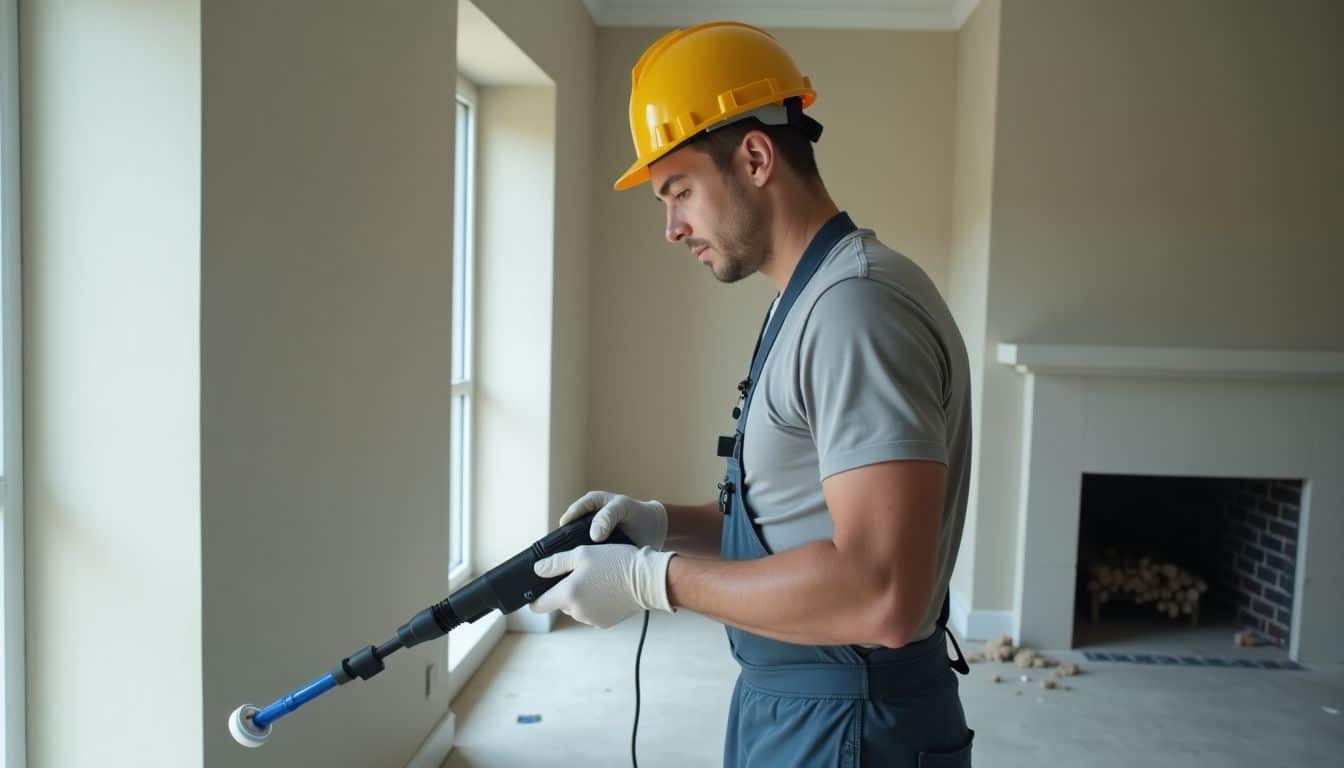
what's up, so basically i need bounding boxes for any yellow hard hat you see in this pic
[613,21,818,191]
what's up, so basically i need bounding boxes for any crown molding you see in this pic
[581,0,981,31]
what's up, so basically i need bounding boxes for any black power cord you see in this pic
[631,609,650,768]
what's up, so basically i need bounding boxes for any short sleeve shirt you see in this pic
[742,222,973,644]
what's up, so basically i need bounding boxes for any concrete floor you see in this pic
[1073,616,1297,661]
[444,611,1344,767]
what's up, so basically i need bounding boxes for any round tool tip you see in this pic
[229,704,272,748]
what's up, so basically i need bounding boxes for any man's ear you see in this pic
[739,130,776,189]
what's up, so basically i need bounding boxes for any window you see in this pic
[449,76,477,592]
[0,0,24,763]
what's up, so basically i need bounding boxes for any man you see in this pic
[530,21,974,767]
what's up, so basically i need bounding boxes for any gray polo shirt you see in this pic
[742,226,971,645]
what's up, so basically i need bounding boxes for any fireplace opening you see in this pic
[1073,474,1302,651]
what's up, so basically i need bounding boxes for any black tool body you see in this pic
[355,512,634,673]
[439,512,635,628]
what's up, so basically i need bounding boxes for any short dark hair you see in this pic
[685,117,822,186]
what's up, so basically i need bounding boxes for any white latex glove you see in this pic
[529,544,676,629]
[560,491,668,550]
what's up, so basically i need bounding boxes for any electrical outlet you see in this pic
[425,662,435,699]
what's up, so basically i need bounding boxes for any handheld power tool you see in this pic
[229,512,633,747]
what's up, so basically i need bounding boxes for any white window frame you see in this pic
[0,0,25,764]
[448,75,478,593]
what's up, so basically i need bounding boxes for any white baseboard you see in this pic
[405,709,455,768]
[949,588,1016,643]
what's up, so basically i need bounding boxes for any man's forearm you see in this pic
[665,541,920,648]
[662,500,723,558]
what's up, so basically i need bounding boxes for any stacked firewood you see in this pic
[1086,555,1208,624]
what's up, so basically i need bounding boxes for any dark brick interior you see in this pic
[1077,475,1301,648]
[1216,479,1301,646]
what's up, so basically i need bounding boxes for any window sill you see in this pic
[445,609,506,704]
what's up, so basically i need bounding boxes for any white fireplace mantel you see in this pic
[997,343,1344,381]
[994,342,1344,662]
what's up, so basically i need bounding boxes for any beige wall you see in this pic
[22,1,203,765]
[967,0,1344,615]
[22,0,593,763]
[945,0,999,603]
[990,0,1343,348]
[200,2,456,765]
[587,26,958,504]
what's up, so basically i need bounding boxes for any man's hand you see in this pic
[529,544,676,628]
[560,491,668,550]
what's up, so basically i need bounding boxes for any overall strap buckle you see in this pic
[731,378,751,420]
[716,435,736,458]
[717,479,736,516]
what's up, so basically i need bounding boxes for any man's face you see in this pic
[649,144,770,283]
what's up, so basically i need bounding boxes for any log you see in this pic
[1086,554,1204,625]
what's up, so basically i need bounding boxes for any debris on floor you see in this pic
[983,634,1016,662]
[1042,679,1058,690]
[1234,630,1265,647]
[516,714,542,724]
[1019,675,1031,684]
[990,674,1002,684]
[1324,706,1340,716]
[973,635,1082,680]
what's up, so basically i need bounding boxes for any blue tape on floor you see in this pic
[1082,651,1304,670]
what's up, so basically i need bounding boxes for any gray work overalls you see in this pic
[715,213,974,767]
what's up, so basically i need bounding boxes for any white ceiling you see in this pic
[580,0,981,30]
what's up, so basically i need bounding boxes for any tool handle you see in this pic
[395,513,634,647]
[447,513,634,623]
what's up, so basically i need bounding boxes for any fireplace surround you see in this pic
[998,343,1344,662]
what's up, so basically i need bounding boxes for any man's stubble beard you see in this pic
[710,179,771,284]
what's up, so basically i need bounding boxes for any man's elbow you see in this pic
[874,622,919,650]
[869,592,927,649]
[844,551,934,648]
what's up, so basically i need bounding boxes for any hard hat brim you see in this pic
[613,159,653,191]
